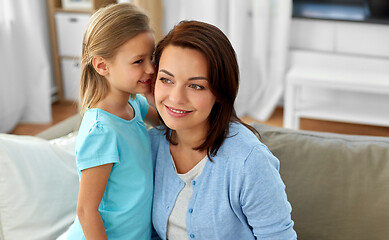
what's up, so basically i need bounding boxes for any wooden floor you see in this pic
[10,101,79,136]
[10,101,389,137]
[242,107,389,137]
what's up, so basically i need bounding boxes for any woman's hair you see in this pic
[154,20,259,159]
[79,3,151,112]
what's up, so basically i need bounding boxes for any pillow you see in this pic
[251,123,389,240]
[0,133,78,240]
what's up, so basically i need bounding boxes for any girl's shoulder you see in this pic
[77,109,118,141]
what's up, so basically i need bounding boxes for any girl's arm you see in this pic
[77,163,113,240]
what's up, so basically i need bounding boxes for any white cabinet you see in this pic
[290,19,336,52]
[61,59,82,100]
[47,0,116,101]
[336,22,389,57]
[284,19,389,129]
[55,12,90,101]
[55,12,90,57]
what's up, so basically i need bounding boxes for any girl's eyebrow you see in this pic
[159,69,208,81]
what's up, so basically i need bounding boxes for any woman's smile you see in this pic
[165,105,193,117]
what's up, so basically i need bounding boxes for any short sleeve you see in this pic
[240,145,297,239]
[132,94,149,120]
[76,121,120,172]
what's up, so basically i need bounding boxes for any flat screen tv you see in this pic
[293,0,389,19]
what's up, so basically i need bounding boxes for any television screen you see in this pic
[293,0,366,4]
[293,0,369,21]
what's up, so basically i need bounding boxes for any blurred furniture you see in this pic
[1,116,389,239]
[284,50,389,128]
[284,18,389,129]
[46,0,116,101]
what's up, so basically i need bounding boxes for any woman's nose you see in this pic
[169,85,187,104]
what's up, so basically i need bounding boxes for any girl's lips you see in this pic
[138,79,151,84]
[165,105,192,117]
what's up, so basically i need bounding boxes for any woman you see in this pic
[149,20,297,240]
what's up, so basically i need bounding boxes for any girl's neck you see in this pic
[94,92,134,120]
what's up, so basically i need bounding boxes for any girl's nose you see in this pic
[146,60,155,75]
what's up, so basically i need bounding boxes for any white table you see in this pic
[283,50,389,129]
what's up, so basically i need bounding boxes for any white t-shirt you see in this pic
[166,155,208,240]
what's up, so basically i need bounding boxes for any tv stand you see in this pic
[284,18,389,129]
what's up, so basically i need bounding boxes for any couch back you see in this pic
[252,123,389,240]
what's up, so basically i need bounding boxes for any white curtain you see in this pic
[162,0,291,121]
[0,0,52,133]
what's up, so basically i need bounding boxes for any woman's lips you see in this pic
[165,105,192,117]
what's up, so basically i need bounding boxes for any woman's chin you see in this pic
[163,121,182,131]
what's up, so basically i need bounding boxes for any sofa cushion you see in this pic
[0,133,78,240]
[252,123,389,240]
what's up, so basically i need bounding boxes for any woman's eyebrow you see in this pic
[159,69,208,81]
[159,69,174,77]
[188,76,208,81]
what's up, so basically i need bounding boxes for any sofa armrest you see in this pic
[37,114,82,140]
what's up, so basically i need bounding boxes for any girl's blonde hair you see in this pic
[79,3,151,112]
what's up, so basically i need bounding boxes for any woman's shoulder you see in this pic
[148,126,167,150]
[223,122,262,150]
[148,126,165,138]
[216,122,275,164]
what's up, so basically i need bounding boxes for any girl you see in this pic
[150,21,297,239]
[66,3,158,240]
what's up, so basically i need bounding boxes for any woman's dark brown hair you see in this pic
[154,20,259,159]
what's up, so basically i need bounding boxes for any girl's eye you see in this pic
[160,77,172,84]
[133,59,143,64]
[189,84,204,90]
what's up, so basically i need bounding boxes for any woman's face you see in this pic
[155,45,216,133]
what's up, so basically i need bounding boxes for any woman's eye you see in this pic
[133,59,143,64]
[160,77,172,84]
[189,84,204,90]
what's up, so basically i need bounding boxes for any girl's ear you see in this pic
[92,56,109,76]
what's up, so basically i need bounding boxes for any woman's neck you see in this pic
[169,127,209,174]
[173,127,207,150]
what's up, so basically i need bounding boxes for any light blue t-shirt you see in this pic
[150,122,297,240]
[67,94,153,240]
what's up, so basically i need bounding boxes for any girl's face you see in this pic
[105,31,155,95]
[155,45,216,133]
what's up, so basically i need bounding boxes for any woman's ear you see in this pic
[92,56,109,76]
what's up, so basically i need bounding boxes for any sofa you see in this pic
[1,114,388,240]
